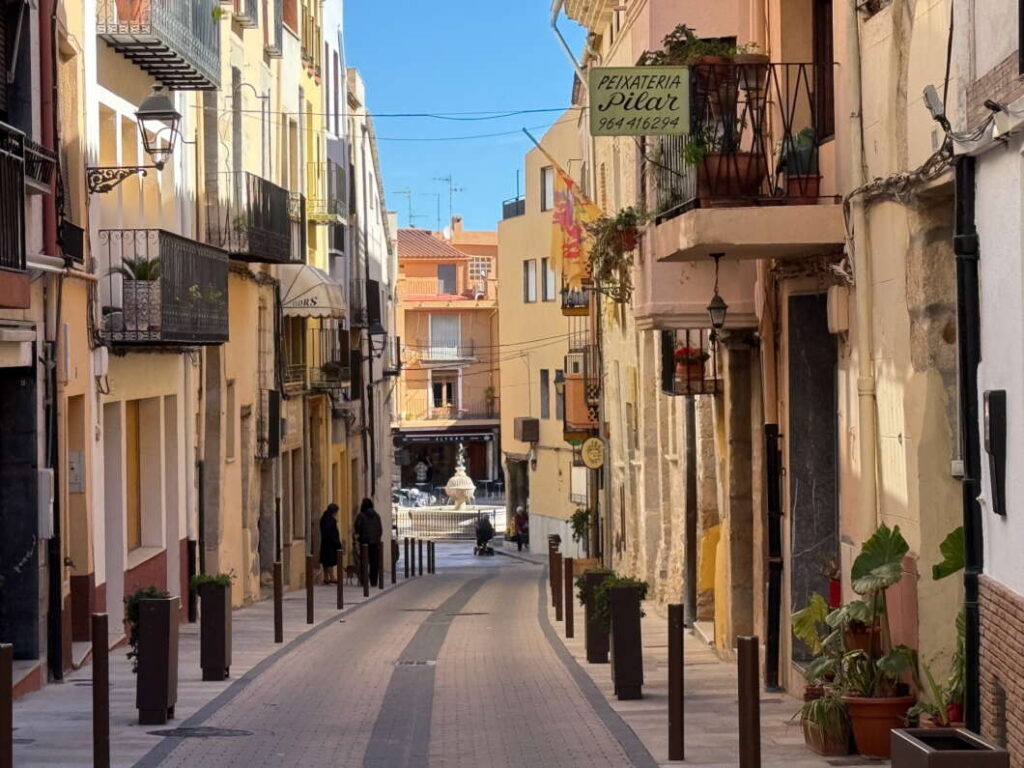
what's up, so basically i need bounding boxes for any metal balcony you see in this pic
[206,171,293,263]
[98,229,229,345]
[502,197,525,219]
[414,340,476,364]
[307,160,346,224]
[659,329,721,397]
[309,326,350,390]
[97,0,221,90]
[0,123,26,273]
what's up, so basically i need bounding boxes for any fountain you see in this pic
[444,444,476,510]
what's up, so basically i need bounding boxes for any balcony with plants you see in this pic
[308,325,350,391]
[658,329,721,397]
[96,0,221,90]
[97,229,229,346]
[205,171,294,264]
[639,26,844,262]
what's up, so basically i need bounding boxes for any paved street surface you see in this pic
[12,544,873,767]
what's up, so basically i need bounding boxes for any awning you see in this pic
[279,264,346,318]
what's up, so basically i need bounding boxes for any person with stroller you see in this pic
[474,514,495,555]
[354,497,384,585]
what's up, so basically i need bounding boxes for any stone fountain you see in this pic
[445,444,476,509]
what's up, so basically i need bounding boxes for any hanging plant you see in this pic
[570,507,589,544]
[585,206,649,304]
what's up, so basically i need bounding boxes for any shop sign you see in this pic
[580,437,606,469]
[589,67,690,136]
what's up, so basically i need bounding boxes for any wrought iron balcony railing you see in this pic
[97,0,221,90]
[23,137,56,194]
[649,62,837,221]
[413,339,477,363]
[0,123,26,272]
[349,276,367,327]
[307,160,346,224]
[98,229,229,345]
[206,172,294,263]
[561,286,590,317]
[309,326,350,390]
[659,329,721,397]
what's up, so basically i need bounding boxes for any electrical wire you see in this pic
[402,332,570,350]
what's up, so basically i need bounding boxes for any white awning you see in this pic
[279,264,346,318]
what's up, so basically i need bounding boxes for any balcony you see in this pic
[561,285,590,317]
[233,0,257,28]
[659,329,721,397]
[634,256,757,331]
[23,138,56,195]
[349,277,367,327]
[97,0,220,90]
[307,160,346,224]
[0,123,26,273]
[414,339,477,364]
[264,0,283,58]
[650,63,844,262]
[563,345,600,443]
[206,172,293,263]
[502,196,525,219]
[398,276,492,303]
[97,229,229,346]
[309,326,351,391]
[562,0,616,30]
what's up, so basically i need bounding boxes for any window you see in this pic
[126,400,142,551]
[555,368,565,420]
[540,369,550,419]
[432,370,458,410]
[813,0,835,140]
[541,257,556,301]
[226,380,236,460]
[437,264,457,294]
[523,260,537,303]
[430,314,460,359]
[541,166,555,211]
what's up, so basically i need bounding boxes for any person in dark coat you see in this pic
[354,497,384,585]
[319,503,342,584]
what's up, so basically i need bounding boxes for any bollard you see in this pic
[668,604,685,761]
[737,636,762,768]
[1,643,12,768]
[548,541,557,608]
[361,544,370,597]
[92,613,110,768]
[378,547,385,590]
[404,537,410,579]
[305,555,315,624]
[337,549,345,610]
[273,562,283,643]
[411,537,417,577]
[418,539,424,576]
[429,541,435,574]
[553,552,564,622]
[564,557,575,639]
[391,540,397,584]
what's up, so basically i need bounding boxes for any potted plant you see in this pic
[585,206,648,304]
[734,43,770,95]
[791,591,832,696]
[837,523,917,759]
[191,573,233,681]
[126,588,180,725]
[602,576,648,700]
[124,585,170,673]
[673,345,709,393]
[781,127,820,203]
[108,255,161,333]
[798,692,851,757]
[576,568,614,663]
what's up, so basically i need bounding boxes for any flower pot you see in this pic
[197,583,232,681]
[787,174,821,204]
[608,585,644,700]
[693,56,734,96]
[698,152,766,204]
[734,53,770,93]
[617,227,639,253]
[802,718,850,757]
[844,622,882,655]
[582,571,610,664]
[136,596,180,725]
[804,684,825,702]
[844,695,915,759]
[115,0,144,23]
[891,728,1009,766]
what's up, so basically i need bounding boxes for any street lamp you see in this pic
[368,320,387,358]
[86,87,182,194]
[707,253,728,340]
[553,370,566,397]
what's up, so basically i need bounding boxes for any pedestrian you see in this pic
[318,503,342,584]
[513,506,529,552]
[354,497,384,584]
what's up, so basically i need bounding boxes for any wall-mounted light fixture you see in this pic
[707,252,728,341]
[87,88,182,194]
[368,320,387,358]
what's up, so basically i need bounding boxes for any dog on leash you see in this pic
[344,564,359,585]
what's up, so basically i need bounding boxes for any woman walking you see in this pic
[319,503,342,584]
[354,497,384,585]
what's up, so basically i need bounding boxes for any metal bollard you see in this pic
[404,537,410,578]
[92,614,110,768]
[563,557,575,639]
[553,552,563,622]
[337,549,345,610]
[378,547,385,590]
[428,541,435,574]
[361,544,370,597]
[737,636,762,768]
[273,562,283,643]
[418,539,424,576]
[668,604,685,761]
[1,643,12,768]
[391,540,397,584]
[548,543,557,607]
[305,555,315,624]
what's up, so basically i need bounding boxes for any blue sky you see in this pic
[344,1,585,232]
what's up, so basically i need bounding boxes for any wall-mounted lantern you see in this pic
[707,252,728,340]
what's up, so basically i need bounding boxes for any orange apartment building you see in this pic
[393,221,501,492]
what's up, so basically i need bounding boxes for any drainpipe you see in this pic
[952,155,982,733]
[549,0,587,82]
[845,0,880,537]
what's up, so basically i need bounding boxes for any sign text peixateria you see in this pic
[588,67,690,137]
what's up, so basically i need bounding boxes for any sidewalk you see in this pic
[536,562,889,767]
[13,574,408,768]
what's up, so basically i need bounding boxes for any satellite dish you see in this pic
[442,225,452,240]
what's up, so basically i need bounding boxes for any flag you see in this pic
[524,130,602,290]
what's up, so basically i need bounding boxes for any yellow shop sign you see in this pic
[588,66,690,137]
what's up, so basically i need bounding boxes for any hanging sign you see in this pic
[580,437,606,469]
[588,66,690,136]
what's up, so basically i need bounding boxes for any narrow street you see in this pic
[128,547,655,768]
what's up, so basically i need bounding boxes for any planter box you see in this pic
[802,718,850,757]
[136,596,179,725]
[197,583,232,681]
[608,585,643,700]
[891,729,1009,767]
[582,571,609,664]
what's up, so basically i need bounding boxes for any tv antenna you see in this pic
[420,192,443,231]
[433,175,464,226]
[392,188,424,226]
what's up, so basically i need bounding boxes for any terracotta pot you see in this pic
[843,695,915,758]
[697,152,767,204]
[803,684,825,702]
[617,227,638,253]
[802,718,850,757]
[674,360,706,394]
[844,622,882,656]
[787,174,821,204]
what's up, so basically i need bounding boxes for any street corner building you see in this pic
[0,0,397,696]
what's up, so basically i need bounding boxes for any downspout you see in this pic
[952,155,982,733]
[549,0,587,82]
[845,1,880,535]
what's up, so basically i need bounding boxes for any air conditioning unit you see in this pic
[514,417,540,443]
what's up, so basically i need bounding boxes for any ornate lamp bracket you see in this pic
[86,166,156,195]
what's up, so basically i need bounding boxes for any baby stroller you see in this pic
[473,515,496,556]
